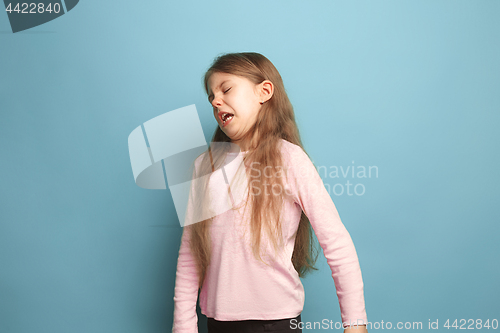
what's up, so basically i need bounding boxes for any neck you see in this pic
[232,128,259,152]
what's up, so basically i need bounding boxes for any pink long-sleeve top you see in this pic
[172,139,367,332]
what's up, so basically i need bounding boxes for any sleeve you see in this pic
[172,163,201,333]
[285,145,368,328]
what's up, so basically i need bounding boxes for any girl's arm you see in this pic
[345,325,368,333]
[172,225,199,333]
[172,166,201,333]
[284,143,368,329]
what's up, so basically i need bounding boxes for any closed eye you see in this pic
[208,87,231,103]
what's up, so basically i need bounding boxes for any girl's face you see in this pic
[207,72,272,151]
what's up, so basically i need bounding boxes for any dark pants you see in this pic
[207,313,302,333]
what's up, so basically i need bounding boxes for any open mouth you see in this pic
[221,112,234,126]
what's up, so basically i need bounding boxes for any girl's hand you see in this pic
[344,324,368,333]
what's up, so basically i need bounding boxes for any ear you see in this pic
[258,80,274,103]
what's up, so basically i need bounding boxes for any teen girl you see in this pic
[172,52,368,333]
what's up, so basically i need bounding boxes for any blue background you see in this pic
[1,1,499,332]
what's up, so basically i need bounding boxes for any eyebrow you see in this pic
[208,80,229,102]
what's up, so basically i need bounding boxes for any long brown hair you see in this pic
[189,52,320,288]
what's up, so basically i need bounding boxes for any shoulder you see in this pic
[191,150,210,177]
[279,138,310,164]
[194,151,206,166]
[279,139,320,183]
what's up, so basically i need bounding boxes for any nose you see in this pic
[211,95,222,109]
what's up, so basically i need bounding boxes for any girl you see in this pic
[172,52,368,333]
